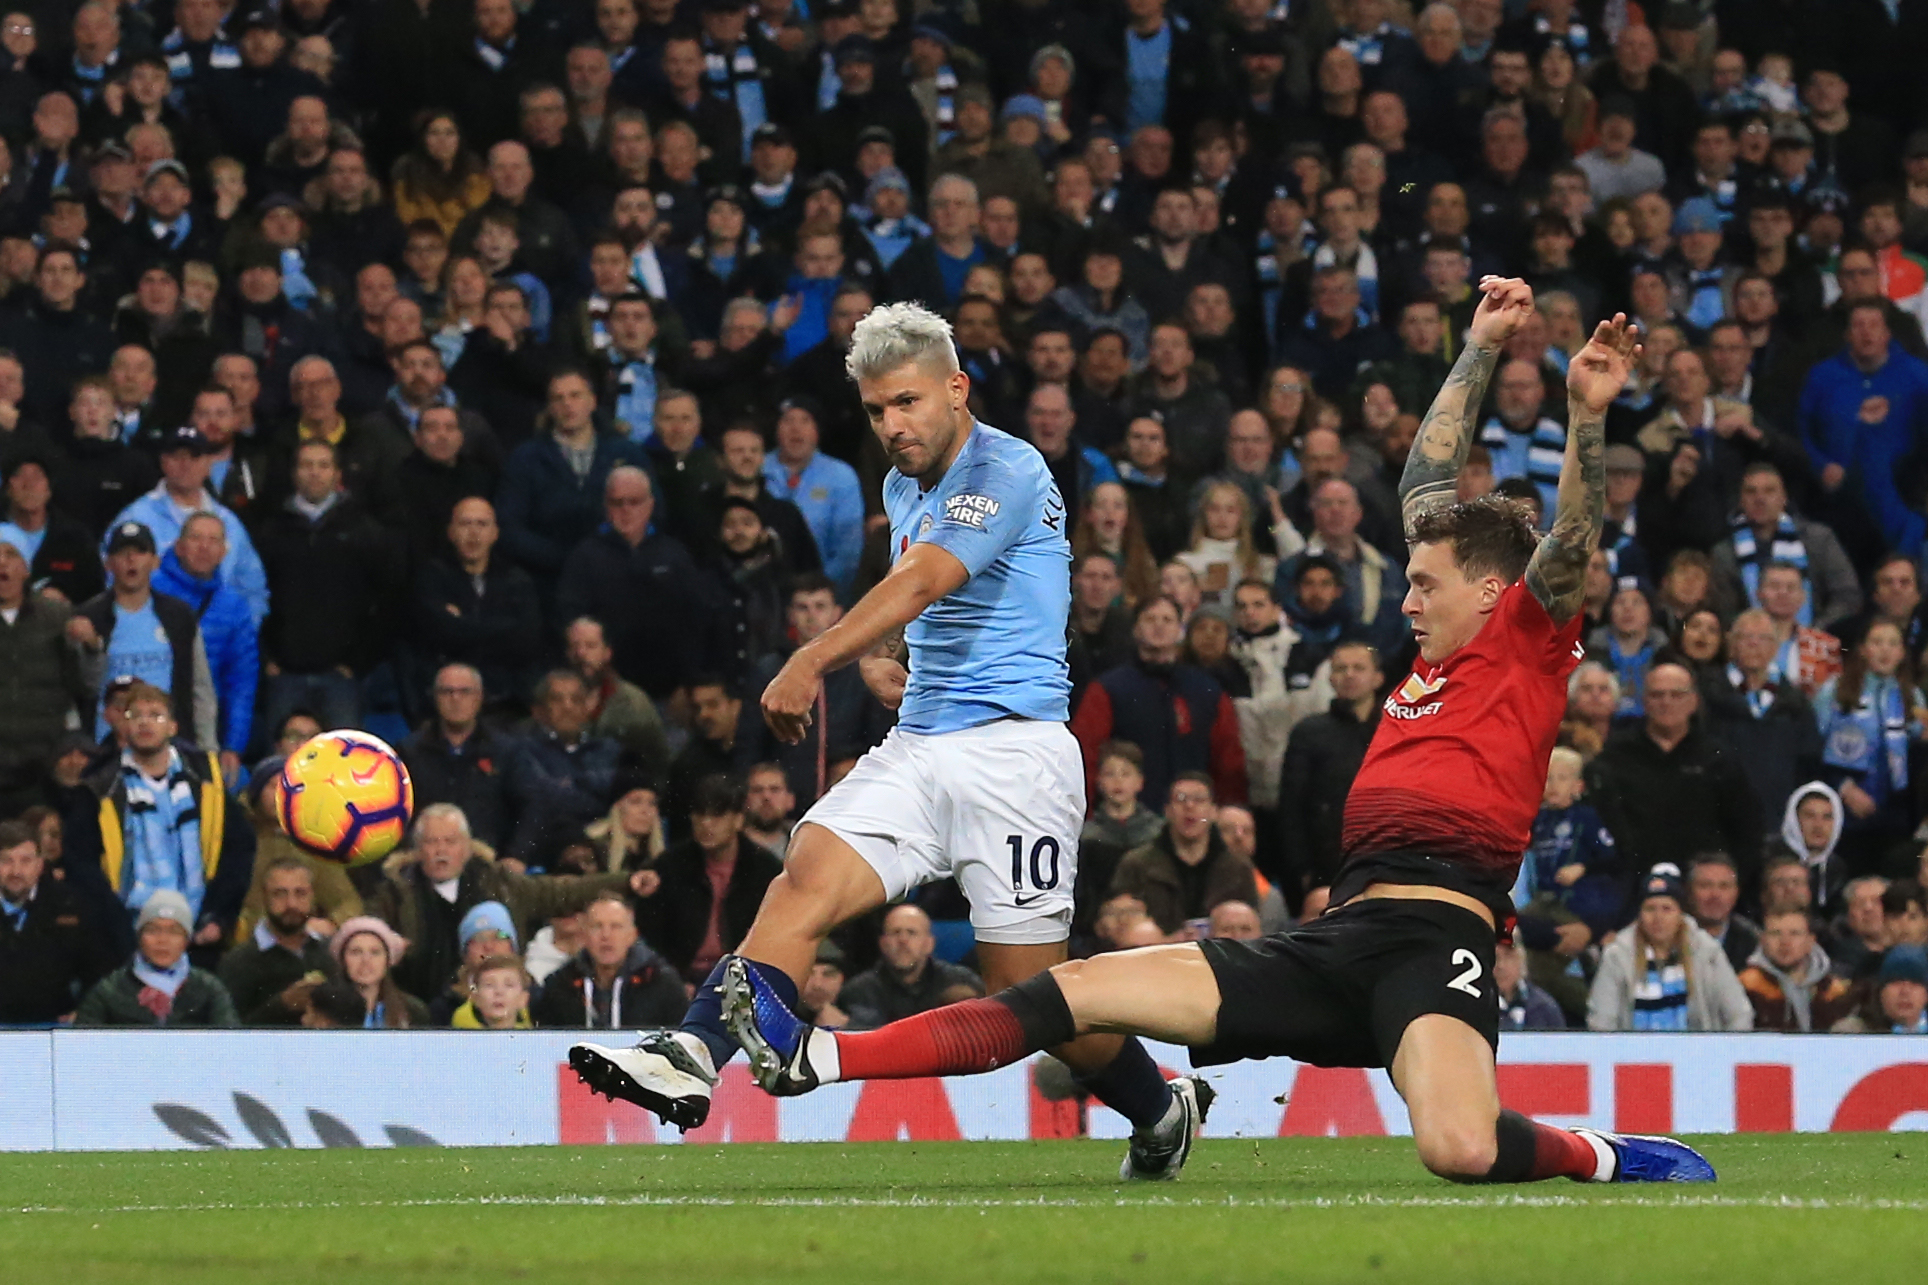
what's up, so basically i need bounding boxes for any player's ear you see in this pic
[1481,575,1506,610]
[950,369,969,409]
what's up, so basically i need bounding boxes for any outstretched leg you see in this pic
[1391,1014,1713,1184]
[570,824,888,1128]
[731,943,1223,1086]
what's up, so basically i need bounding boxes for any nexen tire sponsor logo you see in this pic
[1383,698,1443,720]
[945,494,999,528]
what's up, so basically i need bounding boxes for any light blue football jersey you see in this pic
[884,419,1072,734]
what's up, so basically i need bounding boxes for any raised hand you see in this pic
[1567,313,1643,413]
[1466,276,1536,349]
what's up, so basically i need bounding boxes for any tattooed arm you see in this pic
[1399,340,1502,532]
[1526,315,1642,623]
[1398,278,1535,534]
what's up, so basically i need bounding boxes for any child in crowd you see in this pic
[1516,747,1622,935]
[1081,741,1164,852]
[452,954,534,1029]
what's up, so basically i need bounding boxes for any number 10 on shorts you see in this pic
[1005,835,1062,892]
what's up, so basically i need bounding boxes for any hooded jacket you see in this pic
[1586,917,1754,1032]
[530,938,686,1028]
[1762,780,1849,909]
[1228,621,1332,811]
[1737,938,1856,1032]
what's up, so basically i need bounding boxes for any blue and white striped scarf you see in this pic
[119,748,205,924]
[1733,515,1809,624]
[1632,951,1690,1031]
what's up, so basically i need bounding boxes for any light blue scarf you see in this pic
[132,952,190,997]
[119,749,206,923]
[1819,674,1912,804]
[1733,515,1810,624]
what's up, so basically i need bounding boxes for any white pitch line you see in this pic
[11,1193,1928,1215]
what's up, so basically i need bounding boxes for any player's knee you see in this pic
[1413,1122,1498,1180]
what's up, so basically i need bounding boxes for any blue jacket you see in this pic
[1799,342,1928,554]
[779,274,844,363]
[761,449,865,595]
[106,486,269,625]
[497,432,655,576]
[150,550,259,757]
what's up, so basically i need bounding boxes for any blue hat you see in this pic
[1001,94,1048,124]
[1879,944,1928,988]
[1672,197,1723,236]
[458,900,518,953]
[909,23,951,50]
[865,166,910,202]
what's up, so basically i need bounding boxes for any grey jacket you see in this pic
[1586,919,1755,1032]
[1710,514,1862,632]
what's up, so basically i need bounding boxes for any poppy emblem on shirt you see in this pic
[1171,697,1192,735]
[899,535,910,557]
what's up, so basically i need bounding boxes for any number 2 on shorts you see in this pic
[1446,948,1483,999]
[1004,834,1062,891]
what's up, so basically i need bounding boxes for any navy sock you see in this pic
[1071,1037,1174,1132]
[681,956,800,1071]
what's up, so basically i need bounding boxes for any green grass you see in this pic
[3,1135,1926,1283]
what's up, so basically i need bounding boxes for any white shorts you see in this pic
[799,718,1085,945]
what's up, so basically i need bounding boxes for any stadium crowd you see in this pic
[2,0,1928,1043]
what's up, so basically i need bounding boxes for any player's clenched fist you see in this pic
[761,653,820,744]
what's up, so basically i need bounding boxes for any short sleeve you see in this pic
[915,450,1036,578]
[1495,579,1585,675]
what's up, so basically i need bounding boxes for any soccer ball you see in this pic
[276,730,414,866]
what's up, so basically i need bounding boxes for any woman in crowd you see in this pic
[1588,866,1752,1032]
[1533,40,1597,154]
[1177,481,1289,615]
[585,776,669,874]
[1814,621,1928,874]
[330,915,429,1029]
[432,255,490,369]
[1656,549,1724,631]
[1072,480,1160,609]
[390,110,491,238]
[1588,583,1667,718]
[1050,240,1149,365]
[1668,606,1728,679]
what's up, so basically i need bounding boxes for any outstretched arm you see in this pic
[1525,315,1642,623]
[1399,277,1535,533]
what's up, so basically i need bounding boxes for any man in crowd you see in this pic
[836,903,982,1029]
[400,664,516,852]
[1109,771,1260,936]
[0,819,104,1023]
[532,891,687,1028]
[216,857,333,1025]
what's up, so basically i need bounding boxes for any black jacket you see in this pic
[1698,671,1825,834]
[554,527,723,699]
[634,836,782,978]
[55,434,160,539]
[1587,722,1765,894]
[216,933,335,1026]
[411,555,544,708]
[495,431,652,578]
[0,871,108,1023]
[253,495,398,673]
[1278,697,1381,889]
[5,303,117,427]
[399,722,518,851]
[75,589,201,734]
[0,591,87,803]
[531,940,687,1029]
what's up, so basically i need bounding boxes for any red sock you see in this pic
[1529,1122,1603,1181]
[833,997,1036,1080]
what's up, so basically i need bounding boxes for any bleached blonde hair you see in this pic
[845,301,960,384]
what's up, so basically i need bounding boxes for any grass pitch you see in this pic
[4,1134,1925,1283]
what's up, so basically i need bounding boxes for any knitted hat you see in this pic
[329,915,408,967]
[1879,944,1928,988]
[1638,863,1687,910]
[457,900,518,952]
[136,890,194,933]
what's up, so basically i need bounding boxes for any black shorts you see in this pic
[1194,898,1498,1070]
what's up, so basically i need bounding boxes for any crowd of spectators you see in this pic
[4,0,1928,1039]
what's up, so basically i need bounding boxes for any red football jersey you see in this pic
[1339,579,1584,912]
